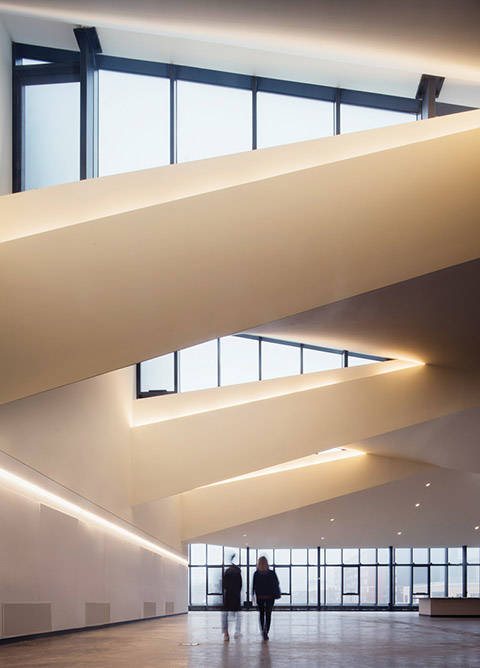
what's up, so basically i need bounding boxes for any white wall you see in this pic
[0,16,11,195]
[0,369,187,638]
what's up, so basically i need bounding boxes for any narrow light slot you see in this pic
[0,467,187,566]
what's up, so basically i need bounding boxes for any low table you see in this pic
[419,598,480,617]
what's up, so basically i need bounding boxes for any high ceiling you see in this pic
[0,0,479,105]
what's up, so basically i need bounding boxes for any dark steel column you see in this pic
[415,74,445,120]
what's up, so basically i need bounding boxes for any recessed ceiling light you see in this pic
[397,531,402,535]
[425,483,431,487]
[415,503,420,508]
[330,518,335,522]
[243,534,247,537]
[321,537,325,540]
[475,526,479,531]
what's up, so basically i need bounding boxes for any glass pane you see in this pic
[448,565,463,597]
[190,543,206,566]
[378,548,390,564]
[207,567,223,594]
[177,81,251,162]
[257,549,274,566]
[347,355,379,367]
[308,549,318,565]
[343,595,359,605]
[395,566,411,605]
[343,567,359,595]
[343,549,359,565]
[140,353,175,392]
[413,548,429,564]
[220,336,259,386]
[320,548,325,565]
[25,82,80,190]
[413,567,429,596]
[360,566,376,604]
[207,544,223,565]
[326,549,341,565]
[448,547,463,564]
[291,567,308,605]
[467,548,480,563]
[249,549,258,566]
[431,566,446,597]
[224,547,240,565]
[395,548,411,565]
[303,348,342,373]
[275,567,290,596]
[377,566,390,605]
[190,567,206,605]
[240,549,248,565]
[180,340,218,392]
[308,567,318,605]
[361,548,376,565]
[467,566,480,597]
[430,548,446,564]
[262,341,301,380]
[240,566,247,604]
[207,595,223,606]
[22,59,51,65]
[325,567,341,604]
[274,549,290,565]
[292,549,307,565]
[257,92,333,149]
[99,70,170,176]
[341,104,415,134]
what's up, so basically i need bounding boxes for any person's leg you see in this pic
[234,610,241,637]
[258,599,266,632]
[264,601,274,636]
[222,610,229,639]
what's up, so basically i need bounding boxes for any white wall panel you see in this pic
[104,535,141,623]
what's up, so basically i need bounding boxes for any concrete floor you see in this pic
[1,611,480,667]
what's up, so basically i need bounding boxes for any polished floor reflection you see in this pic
[1,610,480,667]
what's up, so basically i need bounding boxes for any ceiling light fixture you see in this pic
[475,526,479,531]
[415,503,420,508]
[425,483,431,487]
[397,531,402,535]
[330,518,335,522]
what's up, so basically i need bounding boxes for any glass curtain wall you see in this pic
[189,544,480,610]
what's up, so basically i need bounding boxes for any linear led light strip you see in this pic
[200,447,365,489]
[0,467,188,566]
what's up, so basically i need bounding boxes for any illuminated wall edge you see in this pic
[0,453,187,567]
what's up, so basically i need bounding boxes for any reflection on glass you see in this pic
[326,566,341,604]
[413,548,429,564]
[413,566,428,597]
[257,92,333,149]
[448,565,463,597]
[207,567,223,594]
[207,544,223,565]
[341,104,415,134]
[262,342,300,380]
[220,336,259,386]
[292,549,308,565]
[395,566,411,604]
[177,81,251,162]
[430,565,446,597]
[190,567,206,605]
[25,82,80,190]
[395,548,411,565]
[303,348,342,373]
[467,566,480,597]
[99,70,169,176]
[140,353,175,392]
[292,567,308,605]
[360,566,376,604]
[377,566,390,605]
[308,567,318,605]
[190,543,206,566]
[180,340,218,392]
[274,549,290,565]
[361,548,376,564]
[343,549,359,565]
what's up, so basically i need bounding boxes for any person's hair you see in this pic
[257,556,269,571]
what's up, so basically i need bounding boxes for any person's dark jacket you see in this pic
[252,569,280,600]
[223,564,242,611]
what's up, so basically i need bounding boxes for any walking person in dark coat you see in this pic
[222,556,243,641]
[252,556,280,640]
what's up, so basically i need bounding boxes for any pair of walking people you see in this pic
[222,556,281,641]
